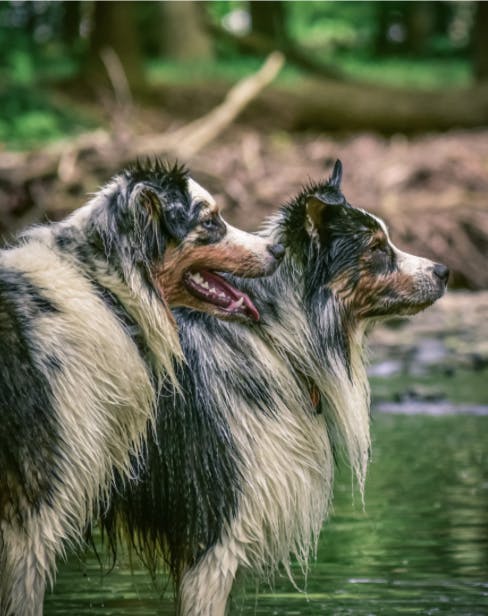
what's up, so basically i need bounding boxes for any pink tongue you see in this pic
[201,271,260,321]
[229,295,260,322]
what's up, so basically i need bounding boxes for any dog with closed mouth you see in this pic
[104,160,449,615]
[0,159,284,616]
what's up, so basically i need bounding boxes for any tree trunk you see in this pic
[405,2,435,55]
[82,1,146,93]
[473,1,488,81]
[283,78,488,133]
[149,75,488,134]
[249,1,288,45]
[61,0,81,46]
[374,2,392,56]
[137,1,165,58]
[374,1,436,56]
[161,2,213,61]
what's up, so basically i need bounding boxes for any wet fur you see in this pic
[104,161,448,615]
[0,160,279,616]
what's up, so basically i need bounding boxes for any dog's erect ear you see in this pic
[306,195,328,231]
[305,161,346,235]
[306,194,346,237]
[329,159,343,189]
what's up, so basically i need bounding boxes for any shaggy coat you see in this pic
[105,160,449,615]
[0,161,283,616]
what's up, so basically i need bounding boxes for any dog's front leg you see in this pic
[178,542,238,616]
[0,511,58,616]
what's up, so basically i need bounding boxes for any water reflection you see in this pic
[45,414,488,615]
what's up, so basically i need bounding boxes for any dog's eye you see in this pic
[201,218,216,230]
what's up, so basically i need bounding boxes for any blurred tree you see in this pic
[374,1,408,55]
[374,1,436,56]
[473,1,488,81]
[405,2,435,55]
[249,1,288,44]
[432,1,452,37]
[137,1,164,58]
[161,1,213,60]
[61,0,81,47]
[83,1,146,93]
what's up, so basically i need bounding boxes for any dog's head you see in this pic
[284,160,448,320]
[121,160,284,321]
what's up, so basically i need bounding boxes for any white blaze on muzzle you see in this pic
[224,223,272,255]
[187,178,216,209]
[394,246,436,277]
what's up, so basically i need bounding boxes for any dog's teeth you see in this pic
[234,297,244,308]
[219,292,227,298]
[201,282,209,289]
[194,273,204,283]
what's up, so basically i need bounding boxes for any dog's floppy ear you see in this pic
[160,203,188,241]
[329,159,343,189]
[133,183,187,241]
[135,185,162,220]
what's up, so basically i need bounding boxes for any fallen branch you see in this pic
[134,51,284,159]
[0,52,284,186]
[0,129,112,184]
[100,46,134,119]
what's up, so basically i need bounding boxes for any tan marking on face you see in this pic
[330,257,420,320]
[333,264,442,320]
[368,229,387,248]
[154,242,272,311]
[351,271,418,319]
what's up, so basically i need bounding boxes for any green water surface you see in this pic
[45,413,488,615]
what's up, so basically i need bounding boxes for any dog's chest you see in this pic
[226,389,333,571]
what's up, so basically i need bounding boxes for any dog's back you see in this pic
[0,252,63,525]
[0,237,156,615]
[0,161,285,616]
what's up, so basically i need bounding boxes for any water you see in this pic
[45,413,488,615]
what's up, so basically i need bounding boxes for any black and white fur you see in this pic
[104,160,450,615]
[0,161,283,616]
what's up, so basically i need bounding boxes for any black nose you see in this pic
[267,243,285,261]
[433,263,449,284]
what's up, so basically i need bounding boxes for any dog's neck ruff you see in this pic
[197,250,372,586]
[52,194,183,387]
[258,225,372,499]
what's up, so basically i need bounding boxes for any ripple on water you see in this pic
[46,414,488,615]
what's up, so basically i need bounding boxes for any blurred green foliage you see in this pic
[288,1,377,48]
[0,1,90,149]
[147,56,301,86]
[0,1,477,150]
[0,86,95,150]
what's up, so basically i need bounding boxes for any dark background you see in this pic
[0,1,487,291]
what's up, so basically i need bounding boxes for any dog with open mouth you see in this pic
[0,159,284,616]
[154,177,283,323]
[103,160,449,616]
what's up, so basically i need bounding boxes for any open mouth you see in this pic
[183,270,259,321]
